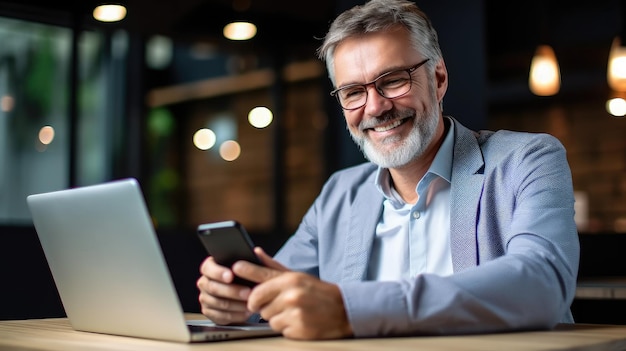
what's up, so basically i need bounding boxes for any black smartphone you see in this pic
[197,220,262,287]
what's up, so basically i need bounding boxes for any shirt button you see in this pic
[412,211,420,219]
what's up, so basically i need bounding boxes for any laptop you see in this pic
[26,178,280,343]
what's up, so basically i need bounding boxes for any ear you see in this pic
[434,58,448,103]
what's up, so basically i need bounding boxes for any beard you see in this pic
[348,99,440,169]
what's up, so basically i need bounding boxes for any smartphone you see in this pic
[197,220,262,287]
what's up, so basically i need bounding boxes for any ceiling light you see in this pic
[223,21,257,40]
[93,4,127,23]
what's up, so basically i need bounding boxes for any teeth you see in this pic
[373,119,403,132]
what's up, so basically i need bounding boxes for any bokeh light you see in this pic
[92,4,127,22]
[1,95,14,112]
[606,97,626,117]
[248,106,273,128]
[193,128,217,150]
[223,22,257,40]
[219,140,241,161]
[38,126,55,145]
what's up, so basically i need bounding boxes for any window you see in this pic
[0,15,127,224]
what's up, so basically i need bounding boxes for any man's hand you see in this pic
[197,256,253,325]
[198,247,353,339]
[233,248,354,340]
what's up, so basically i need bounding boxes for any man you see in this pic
[197,0,579,340]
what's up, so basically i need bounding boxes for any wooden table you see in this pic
[1,314,626,351]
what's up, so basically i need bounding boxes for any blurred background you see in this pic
[1,0,625,324]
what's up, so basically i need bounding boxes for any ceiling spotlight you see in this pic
[223,21,257,40]
[93,4,127,22]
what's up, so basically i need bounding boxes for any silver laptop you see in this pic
[26,178,279,343]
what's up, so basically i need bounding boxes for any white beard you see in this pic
[349,98,440,169]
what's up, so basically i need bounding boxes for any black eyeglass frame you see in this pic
[330,58,430,111]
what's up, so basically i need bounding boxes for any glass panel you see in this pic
[0,16,127,225]
[0,16,71,224]
[76,30,128,186]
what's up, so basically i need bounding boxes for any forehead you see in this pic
[332,27,419,86]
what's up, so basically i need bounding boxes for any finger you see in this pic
[197,276,253,325]
[199,256,234,284]
[254,247,289,271]
[197,275,251,301]
[246,272,304,313]
[232,260,282,286]
[198,289,250,313]
[198,292,252,325]
[201,309,252,326]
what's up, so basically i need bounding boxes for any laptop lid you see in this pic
[26,178,278,342]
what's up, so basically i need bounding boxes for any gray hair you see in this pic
[317,0,443,86]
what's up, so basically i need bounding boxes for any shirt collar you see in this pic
[375,116,455,199]
[428,116,454,183]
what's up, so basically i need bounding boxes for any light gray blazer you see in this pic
[275,117,580,337]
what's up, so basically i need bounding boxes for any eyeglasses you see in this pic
[330,58,430,111]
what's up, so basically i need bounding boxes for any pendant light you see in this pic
[608,37,626,92]
[529,44,561,96]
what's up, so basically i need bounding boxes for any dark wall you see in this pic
[0,226,64,319]
[572,234,626,324]
[418,0,487,131]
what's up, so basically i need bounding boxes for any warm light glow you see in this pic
[248,106,273,128]
[1,95,14,112]
[529,45,560,96]
[193,128,217,150]
[606,97,626,117]
[219,140,241,161]
[38,126,55,145]
[223,22,257,40]
[608,37,626,92]
[93,4,127,22]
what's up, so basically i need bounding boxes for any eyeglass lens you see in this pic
[332,59,429,110]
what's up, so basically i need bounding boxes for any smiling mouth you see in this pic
[370,118,409,132]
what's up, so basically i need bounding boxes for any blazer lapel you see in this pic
[341,175,383,282]
[449,119,485,272]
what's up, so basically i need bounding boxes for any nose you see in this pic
[363,85,393,116]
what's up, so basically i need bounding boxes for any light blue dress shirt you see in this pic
[368,118,454,280]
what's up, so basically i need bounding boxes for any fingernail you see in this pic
[240,287,251,298]
[222,271,232,282]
